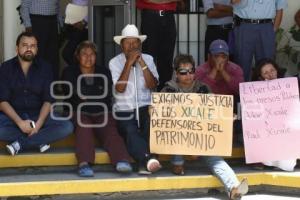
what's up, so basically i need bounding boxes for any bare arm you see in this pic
[138,57,158,89]
[273,9,283,31]
[208,67,218,80]
[220,69,232,83]
[115,52,157,92]
[29,102,51,136]
[206,3,233,18]
[115,61,133,93]
[115,49,141,93]
[0,101,33,134]
[0,102,22,126]
[210,56,232,83]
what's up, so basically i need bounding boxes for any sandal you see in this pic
[229,178,248,200]
[172,165,185,175]
[138,165,152,175]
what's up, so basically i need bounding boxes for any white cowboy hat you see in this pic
[114,24,147,45]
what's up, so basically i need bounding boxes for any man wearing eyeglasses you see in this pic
[195,39,243,96]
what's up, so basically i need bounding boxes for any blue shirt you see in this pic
[72,0,88,6]
[233,0,287,19]
[203,0,233,25]
[20,0,60,27]
[0,57,54,115]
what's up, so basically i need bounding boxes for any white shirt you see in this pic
[109,53,159,111]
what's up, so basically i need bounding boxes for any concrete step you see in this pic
[0,165,300,197]
[0,134,77,149]
[0,147,245,168]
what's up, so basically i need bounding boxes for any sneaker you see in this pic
[116,161,132,173]
[40,144,50,153]
[138,165,152,175]
[251,163,265,170]
[6,141,21,156]
[229,178,248,200]
[78,164,94,177]
[146,158,161,173]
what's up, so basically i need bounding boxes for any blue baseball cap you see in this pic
[209,39,229,55]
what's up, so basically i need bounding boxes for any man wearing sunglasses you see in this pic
[195,39,243,96]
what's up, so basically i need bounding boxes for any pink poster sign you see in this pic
[239,77,300,163]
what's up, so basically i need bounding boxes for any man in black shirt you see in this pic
[0,32,73,155]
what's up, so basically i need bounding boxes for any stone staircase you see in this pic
[0,135,299,198]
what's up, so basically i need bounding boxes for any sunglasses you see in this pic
[177,68,195,75]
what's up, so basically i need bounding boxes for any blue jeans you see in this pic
[171,155,185,166]
[202,156,239,192]
[0,113,73,152]
[171,155,239,192]
[116,106,150,165]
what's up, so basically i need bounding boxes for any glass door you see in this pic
[89,0,134,68]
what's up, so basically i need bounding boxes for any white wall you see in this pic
[281,0,299,30]
[2,0,69,61]
[276,0,300,76]
[3,0,23,60]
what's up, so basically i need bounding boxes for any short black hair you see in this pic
[16,31,37,46]
[173,54,195,71]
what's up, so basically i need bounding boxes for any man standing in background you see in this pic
[62,0,88,66]
[20,0,60,80]
[231,0,287,81]
[203,0,233,60]
[136,0,184,90]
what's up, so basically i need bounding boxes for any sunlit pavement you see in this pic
[164,195,300,200]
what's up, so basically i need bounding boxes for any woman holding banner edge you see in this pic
[160,54,248,200]
[252,58,297,171]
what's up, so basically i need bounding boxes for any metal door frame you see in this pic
[0,0,3,62]
[88,0,135,41]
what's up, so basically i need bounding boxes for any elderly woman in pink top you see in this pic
[252,58,296,171]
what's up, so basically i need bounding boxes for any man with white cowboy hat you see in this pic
[109,24,161,174]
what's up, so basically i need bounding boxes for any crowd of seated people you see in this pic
[2,1,300,199]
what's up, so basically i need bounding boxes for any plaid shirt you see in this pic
[20,0,60,27]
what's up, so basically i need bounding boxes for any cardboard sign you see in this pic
[150,93,233,156]
[240,77,300,163]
